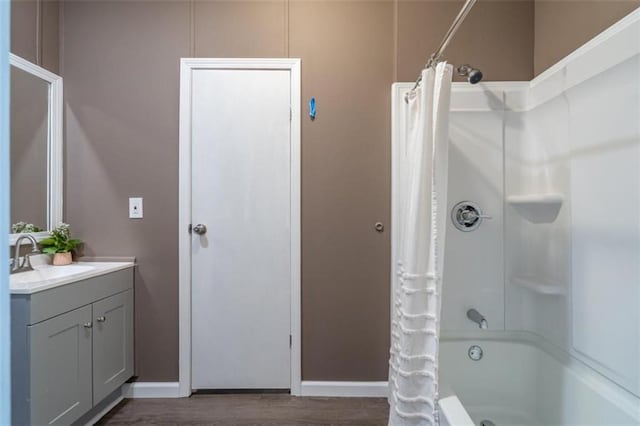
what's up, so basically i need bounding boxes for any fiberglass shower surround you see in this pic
[391,8,640,423]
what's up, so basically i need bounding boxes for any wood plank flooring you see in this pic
[97,394,389,425]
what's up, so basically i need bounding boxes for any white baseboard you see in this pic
[122,382,182,398]
[300,381,388,398]
[123,381,388,398]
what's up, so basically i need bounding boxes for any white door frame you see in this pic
[178,58,301,397]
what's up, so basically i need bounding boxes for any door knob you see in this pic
[83,322,93,329]
[96,316,106,323]
[193,224,207,235]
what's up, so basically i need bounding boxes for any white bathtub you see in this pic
[439,395,475,426]
[438,332,640,425]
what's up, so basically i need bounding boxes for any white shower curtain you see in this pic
[389,62,453,426]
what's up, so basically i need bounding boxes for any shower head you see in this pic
[456,64,483,84]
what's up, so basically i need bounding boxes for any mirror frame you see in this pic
[8,54,63,245]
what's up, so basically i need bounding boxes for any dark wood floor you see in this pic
[97,394,389,425]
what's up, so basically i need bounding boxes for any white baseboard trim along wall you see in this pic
[122,382,182,398]
[124,381,389,398]
[300,381,389,398]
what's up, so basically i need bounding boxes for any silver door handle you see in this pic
[96,316,106,323]
[193,224,207,235]
[83,322,93,328]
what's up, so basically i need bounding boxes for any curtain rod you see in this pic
[405,0,478,102]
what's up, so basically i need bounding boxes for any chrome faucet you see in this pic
[11,234,40,274]
[467,308,488,329]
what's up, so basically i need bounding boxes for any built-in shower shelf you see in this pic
[507,193,564,223]
[512,275,565,295]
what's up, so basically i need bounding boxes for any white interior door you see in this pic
[190,67,292,389]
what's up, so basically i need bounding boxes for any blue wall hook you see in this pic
[309,97,316,120]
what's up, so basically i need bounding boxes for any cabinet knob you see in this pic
[83,322,93,329]
[97,316,106,323]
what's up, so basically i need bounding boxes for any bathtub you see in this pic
[439,395,475,426]
[438,332,640,425]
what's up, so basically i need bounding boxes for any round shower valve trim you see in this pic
[468,345,483,361]
[451,201,492,232]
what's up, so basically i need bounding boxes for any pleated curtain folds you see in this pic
[388,62,453,426]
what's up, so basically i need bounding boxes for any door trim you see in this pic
[178,58,301,397]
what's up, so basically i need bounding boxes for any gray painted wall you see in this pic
[534,0,640,75]
[11,0,546,382]
[58,0,534,382]
[397,0,534,82]
[11,0,59,74]
[61,1,189,381]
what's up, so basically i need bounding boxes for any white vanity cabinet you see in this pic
[11,266,134,425]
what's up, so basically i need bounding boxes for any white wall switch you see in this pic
[129,197,143,219]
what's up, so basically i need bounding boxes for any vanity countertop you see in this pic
[10,261,135,295]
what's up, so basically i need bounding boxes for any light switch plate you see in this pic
[129,197,143,219]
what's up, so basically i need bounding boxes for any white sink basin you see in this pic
[10,264,95,286]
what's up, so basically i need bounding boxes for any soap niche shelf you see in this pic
[507,193,564,224]
[511,274,565,296]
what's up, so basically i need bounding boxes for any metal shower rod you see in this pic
[405,0,478,100]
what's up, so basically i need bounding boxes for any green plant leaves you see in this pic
[39,224,82,254]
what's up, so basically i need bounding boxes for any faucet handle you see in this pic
[461,210,492,221]
[23,253,36,269]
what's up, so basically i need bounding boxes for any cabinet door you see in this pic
[29,305,93,425]
[93,290,134,402]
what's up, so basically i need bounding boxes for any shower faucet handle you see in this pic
[452,201,491,232]
[461,209,492,221]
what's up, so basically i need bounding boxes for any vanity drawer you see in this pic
[26,268,134,325]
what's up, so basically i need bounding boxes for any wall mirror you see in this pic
[9,54,62,245]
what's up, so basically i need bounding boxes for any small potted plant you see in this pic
[40,223,82,266]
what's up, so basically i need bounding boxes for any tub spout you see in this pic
[467,309,488,330]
